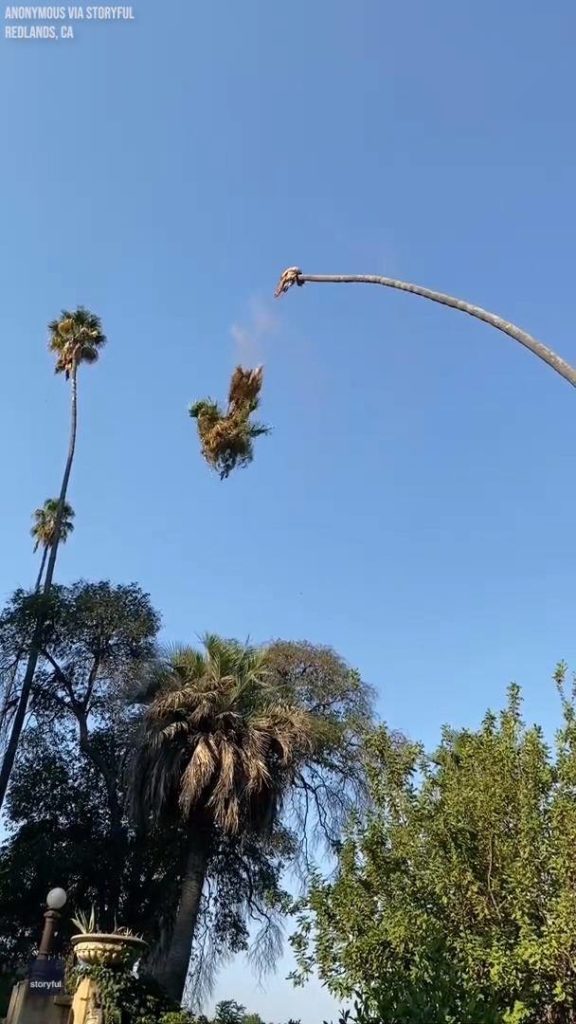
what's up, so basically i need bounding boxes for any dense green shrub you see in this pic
[293,672,576,1024]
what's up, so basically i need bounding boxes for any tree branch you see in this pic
[81,653,102,713]
[40,649,76,703]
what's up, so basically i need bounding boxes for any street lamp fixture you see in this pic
[38,888,67,959]
[46,888,67,911]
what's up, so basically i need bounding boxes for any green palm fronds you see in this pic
[31,498,75,552]
[49,307,106,379]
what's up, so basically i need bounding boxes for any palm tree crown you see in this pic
[48,307,106,379]
[131,635,371,1003]
[31,498,75,553]
[133,635,316,836]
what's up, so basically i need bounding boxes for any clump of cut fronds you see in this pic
[189,366,270,479]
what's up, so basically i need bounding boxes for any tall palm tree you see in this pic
[0,498,77,747]
[274,267,576,388]
[131,635,318,1004]
[31,497,75,591]
[0,308,106,812]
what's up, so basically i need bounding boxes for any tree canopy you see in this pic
[0,582,374,1010]
[130,635,374,1002]
[48,307,107,378]
[291,668,576,1024]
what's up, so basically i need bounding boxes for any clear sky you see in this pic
[2,1,576,1020]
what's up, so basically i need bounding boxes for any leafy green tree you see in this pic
[205,1003,299,1024]
[0,309,107,811]
[0,723,183,968]
[0,579,163,941]
[131,637,373,1003]
[0,591,362,1006]
[0,580,158,836]
[292,669,576,1024]
[0,721,293,999]
[213,1001,248,1024]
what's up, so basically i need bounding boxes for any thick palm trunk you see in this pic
[274,268,576,388]
[0,367,78,812]
[154,833,210,1004]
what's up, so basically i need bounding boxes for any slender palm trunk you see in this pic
[154,833,211,1004]
[274,269,576,388]
[0,547,49,748]
[0,367,79,812]
[34,546,49,593]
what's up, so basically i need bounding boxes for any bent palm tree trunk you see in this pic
[0,366,79,811]
[274,268,576,388]
[154,833,211,1004]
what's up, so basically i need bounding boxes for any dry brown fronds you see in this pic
[189,365,270,479]
[228,365,264,412]
[135,636,321,839]
[179,739,217,816]
[274,267,303,297]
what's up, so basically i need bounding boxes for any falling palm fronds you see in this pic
[189,366,270,479]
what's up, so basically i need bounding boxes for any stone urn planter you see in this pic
[71,933,147,968]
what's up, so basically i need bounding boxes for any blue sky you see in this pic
[2,0,576,1019]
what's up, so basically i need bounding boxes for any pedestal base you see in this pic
[5,981,72,1024]
[70,977,102,1023]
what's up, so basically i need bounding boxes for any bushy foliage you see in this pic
[0,582,373,1004]
[48,307,106,378]
[292,668,576,1024]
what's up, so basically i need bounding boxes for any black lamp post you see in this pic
[37,887,67,959]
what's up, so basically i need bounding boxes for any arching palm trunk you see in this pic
[154,832,211,1004]
[0,366,79,811]
[275,269,576,388]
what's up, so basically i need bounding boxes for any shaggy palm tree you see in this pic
[31,498,75,590]
[0,308,106,812]
[0,498,77,742]
[190,366,270,479]
[131,635,319,1003]
[275,266,576,387]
